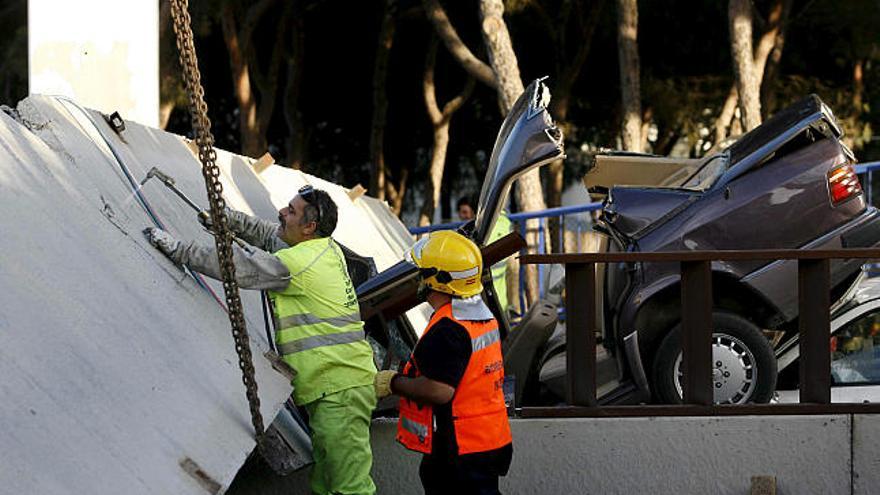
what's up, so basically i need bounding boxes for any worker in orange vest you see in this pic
[375,230,513,494]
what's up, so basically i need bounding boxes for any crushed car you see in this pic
[541,94,880,405]
[356,82,880,407]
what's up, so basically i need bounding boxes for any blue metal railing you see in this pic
[411,203,601,317]
[409,160,880,315]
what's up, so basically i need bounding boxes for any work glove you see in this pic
[196,210,214,230]
[143,227,181,260]
[374,370,398,399]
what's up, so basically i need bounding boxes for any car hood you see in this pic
[472,78,565,245]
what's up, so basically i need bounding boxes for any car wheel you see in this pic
[651,311,777,404]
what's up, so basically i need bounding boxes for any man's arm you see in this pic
[375,318,470,404]
[391,375,455,406]
[203,208,289,253]
[144,227,291,291]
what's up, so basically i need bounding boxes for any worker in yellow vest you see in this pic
[375,230,513,494]
[457,196,512,314]
[144,185,377,495]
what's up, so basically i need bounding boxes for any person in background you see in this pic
[144,185,377,495]
[375,230,513,494]
[457,196,512,314]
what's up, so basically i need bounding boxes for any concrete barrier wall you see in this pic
[231,415,880,495]
[854,414,880,494]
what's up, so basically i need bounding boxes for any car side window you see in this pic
[831,310,880,385]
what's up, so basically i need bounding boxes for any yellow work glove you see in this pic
[374,370,398,399]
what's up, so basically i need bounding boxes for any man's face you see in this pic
[277,195,316,245]
[458,204,475,221]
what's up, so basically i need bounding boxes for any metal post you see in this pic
[538,218,546,299]
[565,262,597,406]
[798,258,831,404]
[680,260,713,405]
[558,214,565,254]
[519,220,527,317]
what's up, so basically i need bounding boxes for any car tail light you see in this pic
[827,164,862,205]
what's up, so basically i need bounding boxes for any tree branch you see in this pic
[422,0,496,89]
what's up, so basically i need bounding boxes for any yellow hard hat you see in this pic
[408,230,483,297]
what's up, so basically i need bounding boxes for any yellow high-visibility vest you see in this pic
[270,237,376,405]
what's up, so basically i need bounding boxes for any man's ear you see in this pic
[303,221,318,236]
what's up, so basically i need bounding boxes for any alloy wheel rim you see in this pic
[673,332,758,404]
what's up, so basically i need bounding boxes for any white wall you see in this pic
[232,415,880,495]
[28,0,158,127]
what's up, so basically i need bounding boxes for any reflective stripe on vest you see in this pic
[397,303,511,455]
[277,329,366,355]
[471,327,500,352]
[278,311,361,329]
[400,416,429,442]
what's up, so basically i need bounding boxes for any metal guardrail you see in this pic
[519,248,880,417]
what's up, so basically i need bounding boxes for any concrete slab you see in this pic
[0,95,426,494]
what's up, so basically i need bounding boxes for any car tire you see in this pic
[651,311,777,404]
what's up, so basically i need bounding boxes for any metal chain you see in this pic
[168,0,265,439]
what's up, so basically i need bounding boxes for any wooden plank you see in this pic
[565,262,597,406]
[798,258,831,404]
[347,183,367,201]
[251,152,274,174]
[518,403,880,418]
[681,260,713,405]
[521,248,880,264]
[750,476,777,495]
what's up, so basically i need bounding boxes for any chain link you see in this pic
[168,0,265,439]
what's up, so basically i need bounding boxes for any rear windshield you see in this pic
[678,153,728,191]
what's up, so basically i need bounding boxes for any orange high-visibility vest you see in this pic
[397,303,512,455]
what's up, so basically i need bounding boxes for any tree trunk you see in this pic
[616,0,642,151]
[479,0,525,113]
[419,38,475,227]
[251,6,290,143]
[385,170,409,216]
[760,0,792,116]
[284,5,307,169]
[728,0,762,132]
[369,0,396,200]
[853,59,864,114]
[420,126,450,227]
[158,0,182,130]
[159,101,175,130]
[844,58,866,150]
[479,0,546,305]
[221,5,263,157]
[717,0,789,142]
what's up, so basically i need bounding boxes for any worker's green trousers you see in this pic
[305,384,377,495]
